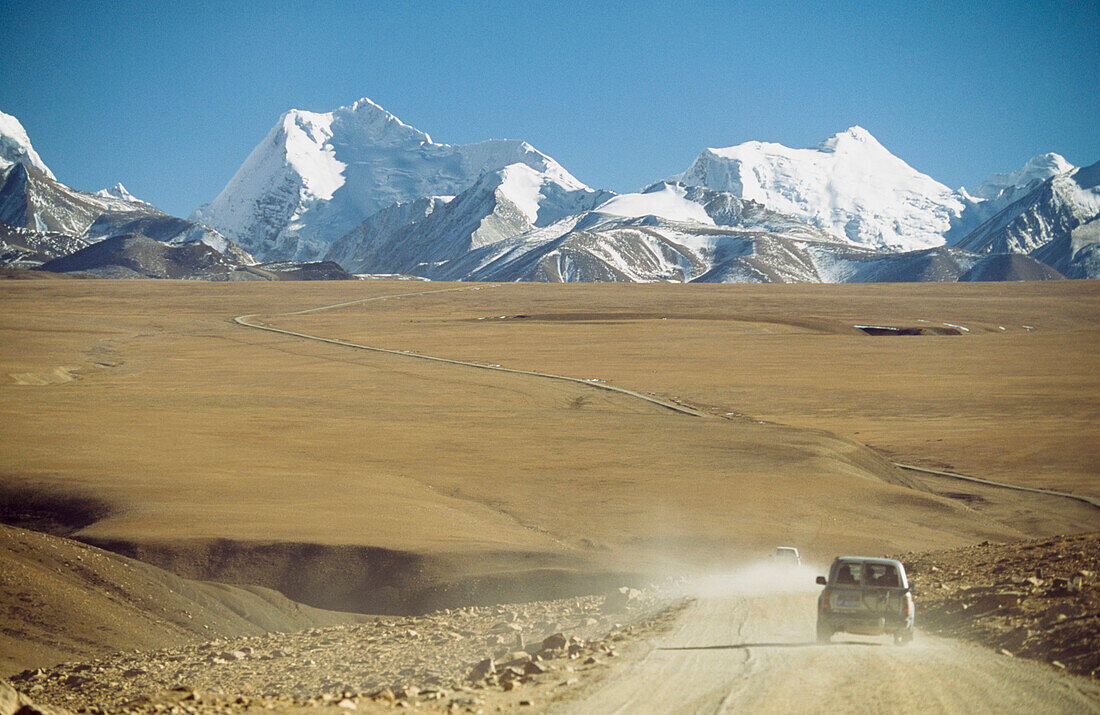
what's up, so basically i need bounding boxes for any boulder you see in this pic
[467,658,495,682]
[604,587,642,611]
[540,633,568,652]
[522,662,547,676]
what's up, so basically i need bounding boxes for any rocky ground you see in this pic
[5,588,685,714]
[903,531,1099,678]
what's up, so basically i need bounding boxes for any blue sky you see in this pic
[1,1,1097,217]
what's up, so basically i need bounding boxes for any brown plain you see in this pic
[1,280,1097,600]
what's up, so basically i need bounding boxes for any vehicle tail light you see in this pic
[820,588,832,610]
[903,593,912,616]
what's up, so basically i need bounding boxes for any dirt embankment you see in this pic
[79,537,647,618]
[0,525,364,676]
[902,531,1100,678]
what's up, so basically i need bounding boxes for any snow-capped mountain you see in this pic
[0,110,55,180]
[4,100,1094,284]
[671,126,967,251]
[668,127,1096,273]
[969,153,1076,202]
[946,152,1079,242]
[329,179,986,284]
[450,222,988,285]
[325,162,612,275]
[952,160,1100,278]
[0,161,256,267]
[96,182,150,206]
[193,98,602,262]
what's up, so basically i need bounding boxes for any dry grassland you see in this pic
[1,280,1097,610]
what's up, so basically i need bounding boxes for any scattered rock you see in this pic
[902,532,1100,679]
[8,591,686,714]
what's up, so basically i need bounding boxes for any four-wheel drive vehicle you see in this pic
[771,546,801,566]
[816,557,914,645]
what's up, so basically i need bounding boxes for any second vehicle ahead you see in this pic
[815,556,914,645]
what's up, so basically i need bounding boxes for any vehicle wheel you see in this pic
[893,629,913,646]
[816,622,832,644]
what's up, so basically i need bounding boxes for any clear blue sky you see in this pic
[2,1,1097,217]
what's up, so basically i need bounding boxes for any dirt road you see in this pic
[562,581,1100,714]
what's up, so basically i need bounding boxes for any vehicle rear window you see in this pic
[865,563,900,587]
[834,562,863,585]
[833,562,900,587]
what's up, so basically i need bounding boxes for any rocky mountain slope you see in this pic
[34,235,353,281]
[957,253,1065,282]
[0,110,264,278]
[905,531,1100,678]
[0,159,255,273]
[951,161,1100,278]
[35,234,250,279]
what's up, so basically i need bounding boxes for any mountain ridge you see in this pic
[1,100,1095,283]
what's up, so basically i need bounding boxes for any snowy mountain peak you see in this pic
[971,152,1076,201]
[815,125,887,153]
[194,96,595,261]
[482,161,599,224]
[95,182,148,205]
[0,110,56,180]
[594,183,714,225]
[488,163,551,223]
[330,97,433,146]
[276,109,345,202]
[673,127,960,251]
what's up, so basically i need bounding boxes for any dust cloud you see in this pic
[686,559,825,598]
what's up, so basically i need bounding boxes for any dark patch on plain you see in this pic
[0,483,112,536]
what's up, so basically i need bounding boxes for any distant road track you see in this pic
[895,463,1100,511]
[233,286,1099,512]
[233,285,710,419]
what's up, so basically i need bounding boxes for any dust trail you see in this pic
[687,560,824,598]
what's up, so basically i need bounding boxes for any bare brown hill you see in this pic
[0,524,361,675]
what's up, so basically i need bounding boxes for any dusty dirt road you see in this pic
[562,581,1100,714]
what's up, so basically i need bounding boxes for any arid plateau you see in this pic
[2,278,1099,712]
